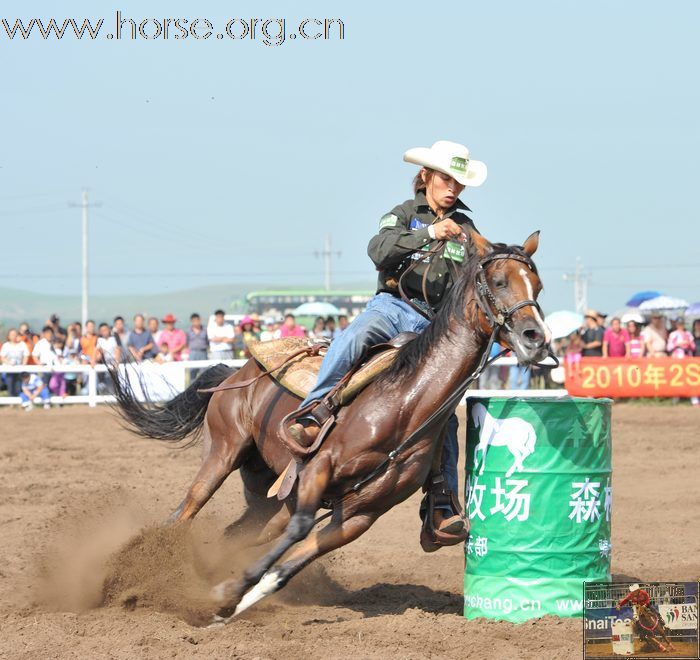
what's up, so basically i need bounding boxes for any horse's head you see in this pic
[467,229,551,365]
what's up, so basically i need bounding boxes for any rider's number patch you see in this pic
[445,240,465,262]
[379,213,399,230]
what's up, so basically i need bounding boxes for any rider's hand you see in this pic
[432,219,463,241]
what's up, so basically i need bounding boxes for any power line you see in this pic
[0,192,63,202]
[540,263,700,272]
[98,194,246,252]
[0,203,68,216]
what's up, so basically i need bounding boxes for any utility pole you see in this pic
[314,234,341,291]
[563,257,589,315]
[81,190,89,328]
[70,190,100,328]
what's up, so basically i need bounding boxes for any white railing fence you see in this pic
[0,356,564,408]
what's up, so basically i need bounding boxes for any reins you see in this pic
[344,322,505,497]
[197,344,327,394]
[397,240,448,321]
[338,246,554,500]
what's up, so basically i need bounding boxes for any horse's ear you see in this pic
[468,228,492,258]
[522,230,540,257]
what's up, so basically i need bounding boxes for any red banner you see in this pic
[565,357,700,398]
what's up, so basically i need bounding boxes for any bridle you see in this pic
[474,251,545,337]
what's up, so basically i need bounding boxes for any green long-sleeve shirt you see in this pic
[367,191,479,310]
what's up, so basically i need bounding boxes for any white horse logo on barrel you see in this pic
[471,403,537,478]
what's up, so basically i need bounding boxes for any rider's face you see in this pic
[425,170,465,211]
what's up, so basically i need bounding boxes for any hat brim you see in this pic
[404,147,487,187]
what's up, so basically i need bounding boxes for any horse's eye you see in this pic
[493,277,507,289]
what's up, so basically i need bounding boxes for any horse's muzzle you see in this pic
[510,319,549,365]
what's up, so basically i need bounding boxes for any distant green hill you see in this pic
[0,281,375,331]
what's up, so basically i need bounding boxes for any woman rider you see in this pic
[287,140,487,549]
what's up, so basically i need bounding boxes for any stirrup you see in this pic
[288,420,321,446]
[278,396,339,458]
[419,474,468,553]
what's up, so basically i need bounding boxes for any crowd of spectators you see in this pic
[562,310,700,362]
[3,306,699,409]
[560,309,700,405]
[0,311,350,409]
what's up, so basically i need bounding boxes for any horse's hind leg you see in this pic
[168,412,252,524]
[249,502,294,546]
[223,461,281,539]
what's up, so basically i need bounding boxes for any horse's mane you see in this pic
[378,242,536,383]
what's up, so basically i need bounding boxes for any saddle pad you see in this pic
[247,337,398,402]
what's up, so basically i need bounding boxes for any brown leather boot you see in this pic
[420,513,468,552]
[287,421,321,447]
[434,510,466,535]
[419,476,469,552]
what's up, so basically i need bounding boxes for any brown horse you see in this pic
[111,228,550,624]
[634,603,675,653]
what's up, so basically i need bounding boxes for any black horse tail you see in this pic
[108,362,236,445]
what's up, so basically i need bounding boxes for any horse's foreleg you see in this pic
[210,453,332,618]
[658,626,674,650]
[647,634,666,652]
[215,511,378,623]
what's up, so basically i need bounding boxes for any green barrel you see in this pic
[464,397,612,622]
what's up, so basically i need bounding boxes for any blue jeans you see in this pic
[301,293,430,404]
[20,387,50,405]
[301,292,459,510]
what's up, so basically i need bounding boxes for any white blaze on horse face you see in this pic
[518,268,551,344]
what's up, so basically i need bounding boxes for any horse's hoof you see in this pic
[207,612,234,628]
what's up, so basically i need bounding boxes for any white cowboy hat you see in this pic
[403,140,487,187]
[629,583,640,592]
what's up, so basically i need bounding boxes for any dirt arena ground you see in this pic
[586,640,698,657]
[0,403,699,659]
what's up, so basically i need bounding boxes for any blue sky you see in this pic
[1,0,699,314]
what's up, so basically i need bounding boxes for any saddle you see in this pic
[247,334,415,404]
[248,333,417,501]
